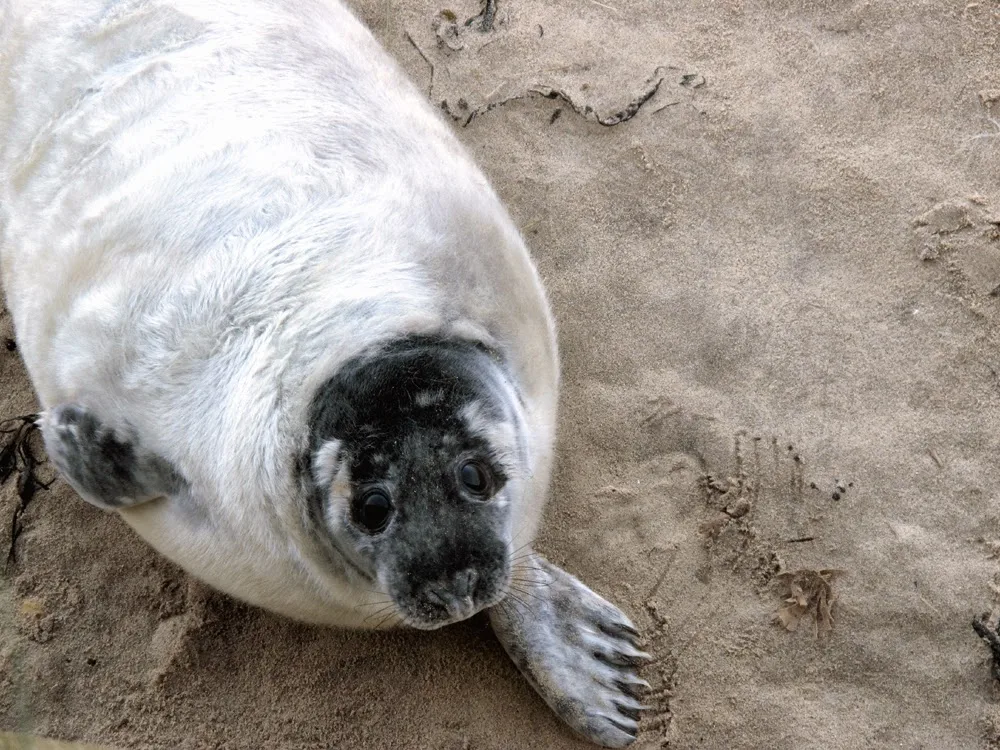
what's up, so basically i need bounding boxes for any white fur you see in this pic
[311,439,342,489]
[0,0,559,626]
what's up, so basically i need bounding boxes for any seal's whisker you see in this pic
[507,578,554,592]
[508,528,528,548]
[363,608,396,624]
[503,586,530,605]
[372,609,402,630]
[508,547,537,561]
[506,584,547,604]
[508,558,542,571]
[508,538,532,557]
[505,598,534,621]
[507,579,544,593]
[507,571,553,585]
[358,598,394,608]
[497,598,525,627]
[504,591,535,618]
[507,536,536,562]
[362,603,397,622]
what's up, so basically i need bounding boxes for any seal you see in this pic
[0,0,650,745]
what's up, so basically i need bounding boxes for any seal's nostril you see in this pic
[453,568,478,599]
[423,585,449,611]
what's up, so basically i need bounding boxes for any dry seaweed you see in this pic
[1,414,51,568]
[774,568,845,638]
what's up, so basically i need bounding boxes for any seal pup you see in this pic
[0,0,650,745]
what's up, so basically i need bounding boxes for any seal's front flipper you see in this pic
[489,553,651,748]
[40,404,184,510]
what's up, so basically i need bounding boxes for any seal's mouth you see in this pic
[403,610,479,631]
[400,598,495,630]
[395,572,511,630]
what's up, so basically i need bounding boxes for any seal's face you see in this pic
[306,337,523,629]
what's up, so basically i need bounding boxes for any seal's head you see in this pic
[306,336,524,629]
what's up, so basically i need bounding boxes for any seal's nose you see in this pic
[422,568,480,620]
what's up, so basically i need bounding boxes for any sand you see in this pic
[3,0,1000,747]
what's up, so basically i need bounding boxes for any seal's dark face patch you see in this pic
[307,336,519,629]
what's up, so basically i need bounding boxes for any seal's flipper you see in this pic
[489,553,651,748]
[40,404,185,510]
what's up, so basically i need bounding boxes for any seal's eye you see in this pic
[459,459,493,498]
[357,490,393,533]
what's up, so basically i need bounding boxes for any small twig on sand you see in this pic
[404,31,434,96]
[588,0,621,13]
[651,100,681,115]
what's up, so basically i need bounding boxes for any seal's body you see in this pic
[1,1,649,746]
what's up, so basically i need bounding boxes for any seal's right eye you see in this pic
[459,459,493,498]
[356,489,393,533]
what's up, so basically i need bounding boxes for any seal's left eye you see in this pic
[459,460,493,498]
[357,490,393,533]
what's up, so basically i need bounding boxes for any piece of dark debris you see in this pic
[465,0,497,32]
[973,614,1000,681]
[2,413,52,568]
